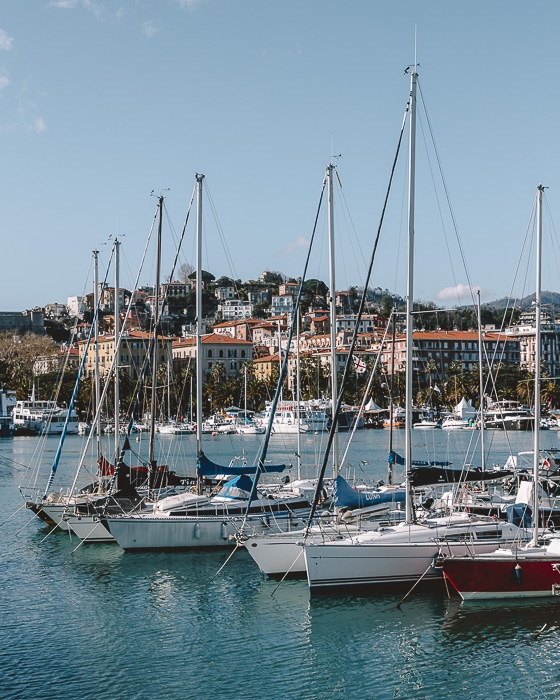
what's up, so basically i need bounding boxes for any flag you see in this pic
[433,385,441,393]
[360,460,369,466]
[352,355,366,374]
[97,455,115,476]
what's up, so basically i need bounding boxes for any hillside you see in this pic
[483,290,560,311]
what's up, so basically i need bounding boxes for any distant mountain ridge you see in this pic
[483,290,560,311]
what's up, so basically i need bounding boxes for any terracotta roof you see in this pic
[173,333,253,348]
[254,354,281,363]
[393,330,514,341]
[77,330,176,345]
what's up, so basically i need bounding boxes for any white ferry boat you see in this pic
[259,402,329,434]
[12,399,79,435]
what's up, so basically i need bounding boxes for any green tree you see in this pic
[0,332,59,398]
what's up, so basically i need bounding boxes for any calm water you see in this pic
[2,428,560,699]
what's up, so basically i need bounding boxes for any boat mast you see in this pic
[477,290,485,470]
[404,68,417,523]
[113,237,120,463]
[327,163,339,477]
[532,184,544,546]
[387,307,396,485]
[195,174,204,473]
[148,196,163,469]
[93,249,102,462]
[296,311,302,479]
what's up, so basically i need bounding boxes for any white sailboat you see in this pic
[303,68,531,591]
[23,248,116,534]
[235,366,265,434]
[57,222,187,543]
[244,161,409,577]
[102,174,313,550]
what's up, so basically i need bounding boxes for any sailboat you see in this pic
[303,68,531,591]
[440,185,560,601]
[38,220,187,543]
[23,248,118,533]
[235,366,265,434]
[101,174,313,550]
[244,161,412,577]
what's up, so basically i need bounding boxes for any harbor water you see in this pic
[2,428,560,699]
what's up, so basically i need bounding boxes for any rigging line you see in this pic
[39,519,66,544]
[163,186,196,283]
[40,252,93,410]
[0,502,27,528]
[415,100,462,306]
[205,180,239,284]
[15,509,44,536]
[543,195,560,308]
[43,249,114,496]
[0,454,29,472]
[270,548,304,597]
[417,79,476,308]
[396,560,435,608]
[78,252,95,299]
[211,541,243,580]
[478,196,537,408]
[392,155,407,298]
[67,202,160,499]
[240,173,328,527]
[338,314,394,471]
[70,525,97,554]
[333,172,368,286]
[306,95,409,532]
[535,598,560,638]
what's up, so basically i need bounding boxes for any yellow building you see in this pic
[78,330,173,380]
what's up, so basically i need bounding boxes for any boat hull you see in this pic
[67,516,115,543]
[304,520,527,590]
[442,553,560,600]
[104,511,308,550]
[245,522,374,576]
[35,503,72,531]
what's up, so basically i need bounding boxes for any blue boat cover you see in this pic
[216,474,254,499]
[197,451,286,477]
[333,475,405,509]
[506,503,532,528]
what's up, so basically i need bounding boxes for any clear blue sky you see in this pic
[2,1,559,311]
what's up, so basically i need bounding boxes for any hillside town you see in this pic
[2,268,560,424]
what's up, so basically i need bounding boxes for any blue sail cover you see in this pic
[389,451,451,468]
[197,452,286,478]
[333,475,406,509]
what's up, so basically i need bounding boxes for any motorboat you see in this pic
[12,398,79,435]
[441,416,466,430]
[483,400,533,431]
